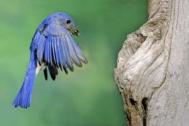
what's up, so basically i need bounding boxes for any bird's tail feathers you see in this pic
[13,52,37,109]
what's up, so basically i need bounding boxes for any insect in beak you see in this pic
[70,27,79,36]
[67,24,80,36]
[73,29,79,36]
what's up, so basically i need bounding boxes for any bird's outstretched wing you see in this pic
[31,19,87,80]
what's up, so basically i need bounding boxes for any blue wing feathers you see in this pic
[36,32,45,63]
[64,40,73,67]
[31,14,87,78]
[51,37,57,65]
[57,37,64,68]
[48,36,53,64]
[54,37,60,66]
[42,35,79,72]
[44,39,49,63]
[36,16,87,71]
[47,40,51,63]
[61,37,73,71]
[71,39,88,64]
[59,37,69,72]
[65,35,82,66]
[58,37,65,68]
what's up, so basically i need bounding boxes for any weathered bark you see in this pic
[114,0,189,126]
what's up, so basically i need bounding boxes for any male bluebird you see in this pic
[13,12,87,109]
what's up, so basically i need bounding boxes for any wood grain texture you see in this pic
[114,0,189,125]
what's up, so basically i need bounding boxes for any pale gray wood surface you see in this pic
[114,0,189,125]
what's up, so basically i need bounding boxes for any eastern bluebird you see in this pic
[13,12,87,109]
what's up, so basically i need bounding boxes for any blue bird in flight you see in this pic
[13,12,87,109]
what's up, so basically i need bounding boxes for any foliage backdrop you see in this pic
[0,0,147,126]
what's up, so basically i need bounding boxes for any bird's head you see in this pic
[57,12,79,36]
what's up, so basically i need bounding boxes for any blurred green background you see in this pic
[0,0,147,126]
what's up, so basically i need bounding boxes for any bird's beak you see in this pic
[68,25,80,36]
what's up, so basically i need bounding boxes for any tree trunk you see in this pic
[114,0,189,126]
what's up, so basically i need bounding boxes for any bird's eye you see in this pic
[66,20,71,24]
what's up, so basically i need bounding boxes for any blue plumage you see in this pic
[13,51,37,108]
[13,12,87,109]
